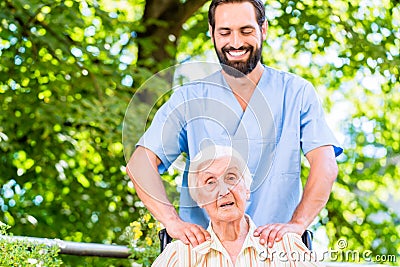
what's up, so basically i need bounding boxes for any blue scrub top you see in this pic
[137,65,343,228]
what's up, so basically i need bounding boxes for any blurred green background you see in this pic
[0,0,399,266]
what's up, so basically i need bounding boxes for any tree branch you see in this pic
[143,0,176,20]
[138,0,209,66]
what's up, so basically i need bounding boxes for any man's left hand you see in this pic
[253,223,305,247]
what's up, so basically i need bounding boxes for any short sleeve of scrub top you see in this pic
[137,89,187,173]
[300,83,343,157]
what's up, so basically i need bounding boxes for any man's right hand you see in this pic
[165,219,210,247]
[127,147,210,247]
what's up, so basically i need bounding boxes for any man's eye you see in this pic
[242,29,253,35]
[219,31,230,36]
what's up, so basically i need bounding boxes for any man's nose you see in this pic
[229,31,243,48]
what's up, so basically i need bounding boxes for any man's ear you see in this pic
[209,24,214,43]
[261,20,268,41]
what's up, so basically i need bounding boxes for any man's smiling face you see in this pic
[211,2,267,77]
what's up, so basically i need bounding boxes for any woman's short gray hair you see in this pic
[188,145,252,203]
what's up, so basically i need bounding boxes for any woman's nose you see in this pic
[218,181,231,196]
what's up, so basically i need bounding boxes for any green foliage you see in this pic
[118,172,179,266]
[177,3,213,62]
[0,0,141,265]
[120,210,162,266]
[0,222,62,266]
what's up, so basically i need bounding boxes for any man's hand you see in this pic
[127,147,210,247]
[165,219,210,247]
[254,222,304,248]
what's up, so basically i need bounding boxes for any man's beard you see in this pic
[214,40,262,78]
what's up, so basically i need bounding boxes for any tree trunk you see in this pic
[137,0,209,70]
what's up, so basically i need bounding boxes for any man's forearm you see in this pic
[126,146,179,226]
[130,172,180,226]
[290,146,338,229]
[126,146,211,246]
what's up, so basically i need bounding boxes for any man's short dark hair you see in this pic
[208,0,266,34]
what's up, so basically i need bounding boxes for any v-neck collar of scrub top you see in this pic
[201,69,275,140]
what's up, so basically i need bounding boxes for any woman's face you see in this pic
[195,157,250,224]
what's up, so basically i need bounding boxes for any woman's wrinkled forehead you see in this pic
[196,157,242,181]
[197,156,239,173]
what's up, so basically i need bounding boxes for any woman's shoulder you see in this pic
[163,239,192,254]
[152,240,195,267]
[280,232,307,248]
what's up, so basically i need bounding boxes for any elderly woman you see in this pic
[152,145,323,266]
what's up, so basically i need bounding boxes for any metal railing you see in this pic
[1,235,130,258]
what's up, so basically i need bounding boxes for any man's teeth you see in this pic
[228,50,246,57]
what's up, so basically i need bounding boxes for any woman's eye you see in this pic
[226,175,237,182]
[206,179,216,185]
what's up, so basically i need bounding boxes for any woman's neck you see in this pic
[211,216,249,265]
[212,216,249,242]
